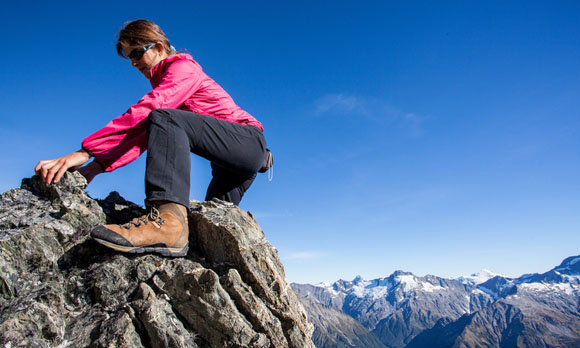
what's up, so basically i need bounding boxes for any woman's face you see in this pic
[123,43,168,79]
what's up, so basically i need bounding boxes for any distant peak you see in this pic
[472,269,498,277]
[553,255,580,275]
[458,269,502,285]
[392,270,413,277]
[561,255,580,266]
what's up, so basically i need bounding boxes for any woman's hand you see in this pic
[35,150,91,185]
[77,161,104,184]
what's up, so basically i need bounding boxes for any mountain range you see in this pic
[292,255,580,348]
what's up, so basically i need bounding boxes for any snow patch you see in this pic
[326,287,340,297]
[519,282,578,296]
[355,278,392,299]
[421,282,445,292]
[396,274,419,291]
[472,288,487,296]
[394,274,444,293]
[457,269,502,285]
[478,286,499,300]
[561,274,580,284]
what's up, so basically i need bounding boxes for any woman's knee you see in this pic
[148,108,172,126]
[149,109,203,130]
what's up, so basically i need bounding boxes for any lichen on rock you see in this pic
[0,172,314,348]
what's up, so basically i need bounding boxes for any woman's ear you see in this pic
[152,42,167,59]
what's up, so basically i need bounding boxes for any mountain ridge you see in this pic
[292,254,580,348]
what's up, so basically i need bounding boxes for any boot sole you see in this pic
[93,237,189,257]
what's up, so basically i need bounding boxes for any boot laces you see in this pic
[121,206,165,229]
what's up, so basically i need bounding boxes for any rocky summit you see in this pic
[0,172,314,348]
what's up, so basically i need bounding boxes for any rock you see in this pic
[131,282,197,348]
[0,172,314,348]
[221,269,288,348]
[190,199,315,348]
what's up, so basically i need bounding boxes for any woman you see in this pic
[35,19,268,257]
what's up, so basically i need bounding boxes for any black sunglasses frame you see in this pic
[125,43,156,61]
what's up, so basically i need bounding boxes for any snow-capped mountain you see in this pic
[473,255,580,300]
[456,268,502,286]
[293,270,494,348]
[292,255,580,348]
[553,255,580,276]
[408,257,580,348]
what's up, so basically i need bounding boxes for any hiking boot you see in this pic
[91,201,189,257]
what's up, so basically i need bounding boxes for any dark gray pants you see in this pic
[145,109,266,207]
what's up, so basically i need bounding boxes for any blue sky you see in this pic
[1,1,579,284]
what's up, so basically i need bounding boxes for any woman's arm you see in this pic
[81,57,203,172]
[36,56,202,184]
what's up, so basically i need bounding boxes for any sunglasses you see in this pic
[125,43,156,61]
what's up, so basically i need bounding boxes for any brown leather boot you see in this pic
[91,201,189,257]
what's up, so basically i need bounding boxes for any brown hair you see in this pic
[116,19,172,58]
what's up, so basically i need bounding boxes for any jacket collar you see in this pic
[149,53,194,86]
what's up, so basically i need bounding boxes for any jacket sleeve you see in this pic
[81,59,203,172]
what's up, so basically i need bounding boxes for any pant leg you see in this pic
[206,163,257,206]
[145,110,192,207]
[145,108,266,206]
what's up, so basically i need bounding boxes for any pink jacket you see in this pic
[81,53,263,172]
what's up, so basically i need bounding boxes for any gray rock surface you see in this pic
[0,172,314,348]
